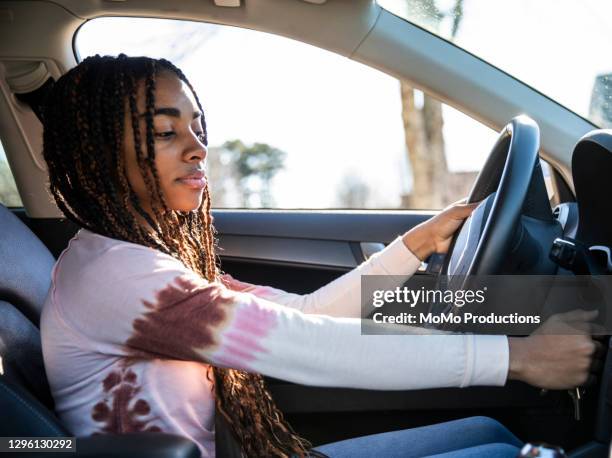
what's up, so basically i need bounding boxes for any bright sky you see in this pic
[454,0,612,118]
[75,0,612,209]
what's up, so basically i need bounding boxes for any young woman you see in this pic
[40,55,598,458]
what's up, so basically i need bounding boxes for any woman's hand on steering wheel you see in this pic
[402,199,479,261]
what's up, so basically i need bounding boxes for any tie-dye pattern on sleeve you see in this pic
[116,255,507,392]
[124,274,278,372]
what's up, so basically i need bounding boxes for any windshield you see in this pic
[378,0,612,127]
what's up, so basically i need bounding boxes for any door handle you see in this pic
[360,242,385,260]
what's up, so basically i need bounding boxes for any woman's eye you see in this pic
[155,131,175,139]
[196,132,206,142]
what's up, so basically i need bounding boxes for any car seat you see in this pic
[0,203,203,457]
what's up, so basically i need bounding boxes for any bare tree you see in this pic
[400,0,466,209]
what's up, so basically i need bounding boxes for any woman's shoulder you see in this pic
[77,228,171,257]
[47,229,200,332]
[54,229,186,286]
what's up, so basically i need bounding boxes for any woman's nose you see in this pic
[186,147,206,162]
[185,136,207,162]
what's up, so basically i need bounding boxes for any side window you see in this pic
[76,18,498,210]
[0,140,22,207]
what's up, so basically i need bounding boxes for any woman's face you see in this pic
[123,71,208,217]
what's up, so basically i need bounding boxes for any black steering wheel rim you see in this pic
[443,115,540,276]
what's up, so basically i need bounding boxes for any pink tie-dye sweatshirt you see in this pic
[40,228,509,457]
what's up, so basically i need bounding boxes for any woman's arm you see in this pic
[221,235,420,318]
[120,258,509,389]
[64,244,596,392]
[222,201,479,318]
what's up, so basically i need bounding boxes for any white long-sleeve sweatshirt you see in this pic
[40,228,509,457]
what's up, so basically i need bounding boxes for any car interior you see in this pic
[1,0,612,457]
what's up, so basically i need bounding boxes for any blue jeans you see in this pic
[313,416,523,457]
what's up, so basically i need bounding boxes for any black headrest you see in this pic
[572,129,612,247]
[0,204,55,325]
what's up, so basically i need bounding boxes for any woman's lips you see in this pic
[177,175,207,189]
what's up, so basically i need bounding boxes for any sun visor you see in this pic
[572,129,612,247]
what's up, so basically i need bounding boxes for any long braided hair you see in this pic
[41,54,321,457]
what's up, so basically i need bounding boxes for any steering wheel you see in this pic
[423,116,544,321]
[442,115,541,277]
